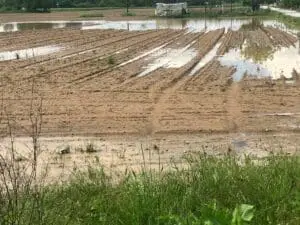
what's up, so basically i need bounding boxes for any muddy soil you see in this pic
[1,132,298,183]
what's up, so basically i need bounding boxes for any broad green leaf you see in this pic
[204,220,215,225]
[240,204,254,222]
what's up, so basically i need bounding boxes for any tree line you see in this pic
[0,0,240,9]
[0,0,256,10]
[0,0,52,11]
[0,0,299,11]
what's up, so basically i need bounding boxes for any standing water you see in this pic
[0,45,64,61]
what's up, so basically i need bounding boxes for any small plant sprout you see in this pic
[108,55,115,65]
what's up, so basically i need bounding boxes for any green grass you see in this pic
[187,8,278,19]
[122,11,136,17]
[51,7,149,12]
[51,7,124,12]
[275,12,300,30]
[152,8,278,19]
[80,11,104,18]
[1,154,299,225]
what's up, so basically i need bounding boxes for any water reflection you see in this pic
[218,19,300,81]
[0,45,63,61]
[241,42,275,63]
[2,23,18,32]
[240,18,263,31]
[0,21,94,32]
[219,43,300,81]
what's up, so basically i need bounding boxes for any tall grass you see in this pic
[1,154,299,225]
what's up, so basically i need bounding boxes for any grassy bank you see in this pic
[0,154,299,225]
[51,7,128,12]
[80,11,104,18]
[186,8,278,19]
[275,13,300,30]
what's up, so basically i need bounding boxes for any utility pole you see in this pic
[205,2,208,30]
[126,0,129,14]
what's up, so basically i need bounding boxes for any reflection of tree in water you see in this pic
[240,18,263,31]
[241,43,275,63]
[17,23,53,31]
[4,24,14,32]
[240,18,275,63]
[181,19,187,29]
[16,22,83,31]
[64,22,82,29]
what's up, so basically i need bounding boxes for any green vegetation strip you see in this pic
[1,154,299,224]
[80,11,104,17]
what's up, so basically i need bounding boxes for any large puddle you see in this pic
[138,43,197,76]
[0,21,96,32]
[190,42,221,75]
[218,41,300,81]
[0,45,63,61]
[0,18,296,33]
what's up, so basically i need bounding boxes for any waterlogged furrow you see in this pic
[75,30,190,89]
[69,30,185,85]
[0,30,167,85]
[261,26,298,47]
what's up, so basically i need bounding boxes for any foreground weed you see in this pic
[0,154,299,225]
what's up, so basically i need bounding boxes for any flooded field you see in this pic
[0,18,297,33]
[0,17,299,177]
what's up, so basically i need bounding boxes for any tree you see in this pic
[281,0,300,8]
[25,0,52,11]
[1,0,24,10]
[243,0,260,11]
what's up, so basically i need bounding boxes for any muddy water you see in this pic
[0,45,63,61]
[219,41,300,81]
[81,19,255,32]
[0,21,98,32]
[0,18,294,33]
[138,44,197,77]
[190,42,221,75]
